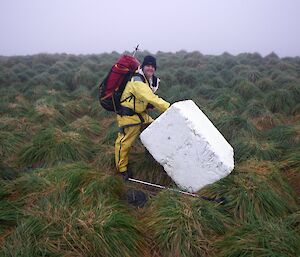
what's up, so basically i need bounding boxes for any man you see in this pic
[115,55,170,180]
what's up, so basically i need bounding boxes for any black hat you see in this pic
[142,55,157,70]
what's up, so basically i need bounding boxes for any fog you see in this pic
[0,0,299,57]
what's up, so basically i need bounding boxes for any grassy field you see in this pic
[0,51,299,256]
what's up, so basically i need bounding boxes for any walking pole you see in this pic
[132,44,140,57]
[128,178,225,203]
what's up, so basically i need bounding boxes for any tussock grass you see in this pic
[196,85,221,99]
[130,151,174,186]
[266,89,295,114]
[284,210,300,233]
[216,114,258,142]
[90,101,114,119]
[34,103,67,125]
[0,116,40,141]
[0,165,18,180]
[282,147,300,172]
[2,52,300,257]
[18,127,94,168]
[247,70,261,83]
[267,124,299,149]
[101,121,119,145]
[92,145,115,171]
[242,100,268,118]
[201,171,297,223]
[234,80,262,100]
[41,162,124,202]
[145,191,232,257]
[291,103,300,115]
[70,115,102,138]
[0,173,52,228]
[251,111,281,130]
[63,99,92,119]
[0,116,20,131]
[215,219,300,257]
[9,174,51,195]
[0,131,23,161]
[0,216,49,257]
[257,77,276,91]
[0,199,24,225]
[212,93,242,112]
[0,179,10,198]
[1,164,144,257]
[287,84,300,103]
[233,137,280,162]
[1,163,145,256]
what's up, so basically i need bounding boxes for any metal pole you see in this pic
[132,44,140,57]
[128,178,199,197]
[128,178,226,203]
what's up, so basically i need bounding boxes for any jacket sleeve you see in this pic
[131,81,170,112]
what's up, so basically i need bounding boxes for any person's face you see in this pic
[143,65,155,78]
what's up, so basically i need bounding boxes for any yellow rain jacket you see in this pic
[115,73,170,172]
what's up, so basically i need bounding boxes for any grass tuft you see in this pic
[145,191,232,257]
[18,128,94,168]
[215,219,300,257]
[201,171,297,223]
[233,137,281,162]
[216,114,258,142]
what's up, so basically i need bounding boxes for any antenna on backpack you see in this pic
[132,44,140,57]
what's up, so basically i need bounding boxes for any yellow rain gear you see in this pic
[115,74,170,172]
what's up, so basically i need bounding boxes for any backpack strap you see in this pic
[118,106,145,123]
[132,73,146,83]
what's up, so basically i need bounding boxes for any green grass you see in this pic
[212,93,242,112]
[1,52,300,257]
[92,145,115,171]
[266,124,299,150]
[291,102,300,115]
[145,191,232,257]
[266,89,296,114]
[0,131,23,161]
[0,216,49,257]
[0,199,24,225]
[18,127,94,168]
[201,171,297,223]
[242,100,269,118]
[130,150,174,186]
[101,121,119,145]
[39,162,124,203]
[69,115,102,138]
[33,103,67,126]
[62,99,92,119]
[215,219,300,257]
[281,146,300,172]
[216,114,258,142]
[234,80,262,100]
[0,163,145,257]
[196,85,221,99]
[0,165,18,181]
[250,111,281,130]
[284,210,300,233]
[233,137,281,162]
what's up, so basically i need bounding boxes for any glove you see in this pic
[146,103,155,109]
[150,76,160,93]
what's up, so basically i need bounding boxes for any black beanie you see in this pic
[142,55,157,70]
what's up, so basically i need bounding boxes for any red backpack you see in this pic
[98,55,140,112]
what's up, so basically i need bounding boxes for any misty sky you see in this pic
[0,0,299,57]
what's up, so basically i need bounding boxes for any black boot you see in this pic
[120,169,132,181]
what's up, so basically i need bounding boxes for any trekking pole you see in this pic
[128,178,225,203]
[132,44,140,57]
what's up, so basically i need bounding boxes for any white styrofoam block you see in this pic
[140,100,234,193]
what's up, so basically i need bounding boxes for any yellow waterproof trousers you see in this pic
[115,114,153,173]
